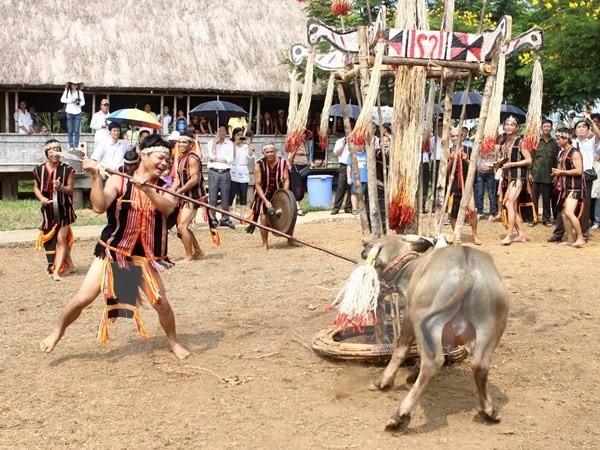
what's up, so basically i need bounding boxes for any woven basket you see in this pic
[311,324,468,365]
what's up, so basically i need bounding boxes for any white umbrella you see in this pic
[372,106,393,125]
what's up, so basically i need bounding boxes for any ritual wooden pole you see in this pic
[336,82,371,238]
[357,26,383,240]
[453,55,498,243]
[419,80,436,237]
[376,94,390,234]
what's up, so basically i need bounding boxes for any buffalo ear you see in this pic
[373,257,384,268]
[410,237,434,254]
[361,244,373,260]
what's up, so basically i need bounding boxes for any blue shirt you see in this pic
[346,152,368,183]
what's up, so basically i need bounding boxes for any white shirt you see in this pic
[90,111,110,146]
[157,114,172,135]
[16,109,33,134]
[206,139,234,170]
[60,89,85,115]
[575,137,599,171]
[429,136,443,161]
[230,144,253,183]
[333,137,350,164]
[91,139,131,170]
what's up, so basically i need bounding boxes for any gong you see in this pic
[268,189,298,235]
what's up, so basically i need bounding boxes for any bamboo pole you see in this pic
[453,58,498,243]
[357,26,383,239]
[336,82,371,238]
[379,56,493,73]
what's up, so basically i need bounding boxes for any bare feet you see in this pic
[500,237,512,246]
[512,235,527,243]
[178,256,195,264]
[40,330,62,353]
[262,243,269,251]
[559,241,574,246]
[472,236,482,245]
[287,239,302,247]
[193,248,205,258]
[63,265,76,275]
[52,273,63,281]
[170,342,190,360]
[572,240,585,248]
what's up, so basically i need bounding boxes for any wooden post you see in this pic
[187,95,191,121]
[248,95,254,133]
[92,94,96,119]
[453,60,497,243]
[357,26,383,239]
[256,96,262,134]
[337,82,371,238]
[4,91,9,133]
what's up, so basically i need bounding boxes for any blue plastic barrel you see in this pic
[307,175,333,207]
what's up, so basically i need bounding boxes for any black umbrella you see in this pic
[330,103,361,119]
[440,91,483,119]
[500,103,526,124]
[189,100,248,128]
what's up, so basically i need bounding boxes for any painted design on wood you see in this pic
[505,27,544,58]
[290,44,349,71]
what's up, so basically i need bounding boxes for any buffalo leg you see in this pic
[373,316,414,390]
[385,326,445,431]
[471,326,503,422]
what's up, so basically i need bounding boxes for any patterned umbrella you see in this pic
[105,108,162,129]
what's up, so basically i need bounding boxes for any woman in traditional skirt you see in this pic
[552,128,585,247]
[289,129,312,216]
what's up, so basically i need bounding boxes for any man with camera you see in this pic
[207,125,235,228]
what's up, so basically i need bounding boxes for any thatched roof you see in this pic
[0,0,308,95]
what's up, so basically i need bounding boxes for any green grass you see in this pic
[0,199,107,231]
[300,193,336,213]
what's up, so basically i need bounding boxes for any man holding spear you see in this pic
[40,134,190,359]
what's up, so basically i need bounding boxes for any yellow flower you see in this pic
[569,1,578,7]
[545,2,553,9]
[532,0,538,4]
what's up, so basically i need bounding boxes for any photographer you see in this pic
[60,80,86,151]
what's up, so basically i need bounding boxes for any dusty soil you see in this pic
[1,217,599,449]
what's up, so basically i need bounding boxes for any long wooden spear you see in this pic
[55,152,358,264]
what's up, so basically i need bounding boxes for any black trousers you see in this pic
[421,162,430,210]
[531,182,553,224]
[333,164,352,211]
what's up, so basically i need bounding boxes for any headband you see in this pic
[124,155,140,164]
[504,115,519,126]
[45,143,61,150]
[140,146,170,155]
[177,135,195,143]
[263,144,276,151]
[556,130,571,139]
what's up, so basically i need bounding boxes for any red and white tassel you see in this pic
[286,52,315,152]
[331,0,353,16]
[522,58,543,153]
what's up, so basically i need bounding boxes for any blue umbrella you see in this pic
[189,100,247,128]
[440,91,483,119]
[330,103,361,119]
[500,103,526,124]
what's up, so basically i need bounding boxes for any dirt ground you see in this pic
[1,216,599,449]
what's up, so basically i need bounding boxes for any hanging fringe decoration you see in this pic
[348,44,385,147]
[387,0,429,230]
[328,247,381,331]
[480,48,507,154]
[287,69,299,132]
[331,0,353,16]
[319,73,336,151]
[522,57,543,153]
[286,52,315,152]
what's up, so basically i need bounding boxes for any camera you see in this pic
[239,136,247,141]
[74,99,81,105]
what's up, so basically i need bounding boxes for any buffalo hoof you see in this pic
[385,411,411,432]
[478,409,501,423]
[369,378,393,391]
